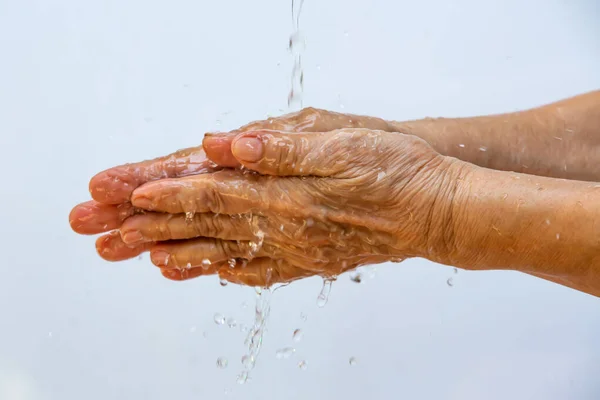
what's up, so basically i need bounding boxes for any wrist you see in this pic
[414,156,477,266]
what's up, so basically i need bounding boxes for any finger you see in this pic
[96,231,154,262]
[69,201,135,234]
[131,170,318,216]
[120,212,256,245]
[230,129,385,177]
[202,108,391,168]
[89,147,219,204]
[219,258,313,287]
[149,238,270,269]
[160,263,227,281]
[202,133,239,167]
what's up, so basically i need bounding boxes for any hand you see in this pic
[125,128,461,286]
[69,108,393,263]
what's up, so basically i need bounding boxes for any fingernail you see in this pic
[122,231,144,245]
[151,250,171,267]
[232,137,263,162]
[131,194,154,210]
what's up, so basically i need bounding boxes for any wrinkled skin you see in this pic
[69,109,455,286]
[128,129,456,286]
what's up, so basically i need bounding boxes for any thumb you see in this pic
[231,129,371,177]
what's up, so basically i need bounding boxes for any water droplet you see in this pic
[137,255,143,260]
[241,355,255,368]
[349,270,362,283]
[241,302,248,309]
[446,278,454,287]
[349,357,357,366]
[228,258,236,269]
[316,64,321,70]
[239,324,249,333]
[300,312,308,322]
[292,329,303,342]
[216,357,228,369]
[236,371,249,384]
[343,31,349,37]
[227,317,237,328]
[317,278,333,308]
[376,171,386,181]
[48,332,53,338]
[202,258,212,269]
[214,313,225,325]
[453,268,458,274]
[220,278,228,287]
[306,218,314,227]
[190,326,197,333]
[298,360,308,370]
[479,146,487,152]
[275,347,296,359]
[185,211,194,222]
[458,144,465,148]
[556,233,560,240]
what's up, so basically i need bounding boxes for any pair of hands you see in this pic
[69,108,459,286]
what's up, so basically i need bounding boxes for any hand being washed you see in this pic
[124,128,460,286]
[69,109,400,276]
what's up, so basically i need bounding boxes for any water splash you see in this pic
[349,270,362,283]
[349,357,358,366]
[237,287,272,383]
[292,329,303,342]
[298,360,308,370]
[317,278,334,308]
[214,313,225,325]
[216,357,228,369]
[276,347,296,359]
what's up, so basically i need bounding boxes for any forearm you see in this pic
[437,160,600,296]
[388,90,600,181]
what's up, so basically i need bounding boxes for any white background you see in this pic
[1,0,599,399]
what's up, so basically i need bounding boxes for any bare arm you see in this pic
[434,160,600,297]
[390,90,600,182]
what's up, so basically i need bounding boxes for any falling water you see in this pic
[287,0,305,110]
[234,1,307,385]
[237,287,272,384]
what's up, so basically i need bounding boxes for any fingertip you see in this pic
[69,202,92,233]
[202,133,240,167]
[89,169,136,204]
[95,231,152,262]
[231,136,264,163]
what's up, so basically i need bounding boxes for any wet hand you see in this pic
[127,129,460,286]
[69,108,393,262]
